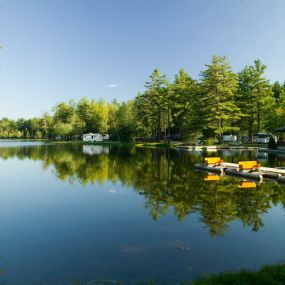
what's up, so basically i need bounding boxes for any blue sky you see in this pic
[1,0,285,118]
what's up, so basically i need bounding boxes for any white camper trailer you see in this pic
[256,133,271,144]
[222,135,237,143]
[82,133,110,142]
[82,133,103,142]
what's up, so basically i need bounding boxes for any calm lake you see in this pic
[0,142,285,285]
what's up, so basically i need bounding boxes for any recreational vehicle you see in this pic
[256,133,271,144]
[83,133,105,142]
[222,135,237,143]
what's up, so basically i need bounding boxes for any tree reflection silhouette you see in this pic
[1,144,285,237]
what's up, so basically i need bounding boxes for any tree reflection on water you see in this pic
[1,144,285,237]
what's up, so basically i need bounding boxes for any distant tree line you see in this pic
[1,55,285,142]
[0,98,136,142]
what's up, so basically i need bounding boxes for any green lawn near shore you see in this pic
[192,264,285,285]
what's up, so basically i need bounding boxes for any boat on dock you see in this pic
[195,157,285,185]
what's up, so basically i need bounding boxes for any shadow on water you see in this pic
[1,144,285,237]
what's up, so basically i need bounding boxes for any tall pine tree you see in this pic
[200,56,241,141]
[171,68,197,139]
[135,69,169,141]
[237,60,273,141]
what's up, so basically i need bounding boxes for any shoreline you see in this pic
[191,263,285,285]
[4,139,285,154]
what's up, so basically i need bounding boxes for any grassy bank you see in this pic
[135,142,178,148]
[191,264,285,285]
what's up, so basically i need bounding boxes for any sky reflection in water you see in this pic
[0,143,285,284]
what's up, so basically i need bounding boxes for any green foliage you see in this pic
[115,101,136,142]
[52,122,73,139]
[203,138,218,146]
[171,69,198,137]
[272,81,285,100]
[0,56,284,142]
[237,60,273,141]
[134,69,170,141]
[34,130,42,139]
[0,98,139,141]
[192,264,285,285]
[199,56,241,140]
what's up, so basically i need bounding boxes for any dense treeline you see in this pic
[136,56,285,143]
[0,99,136,141]
[1,55,285,142]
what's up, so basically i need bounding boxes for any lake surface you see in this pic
[1,142,285,284]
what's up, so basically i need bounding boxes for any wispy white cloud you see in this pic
[106,83,124,88]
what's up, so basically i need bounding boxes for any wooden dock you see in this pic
[177,145,218,151]
[195,157,285,185]
[177,145,257,151]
